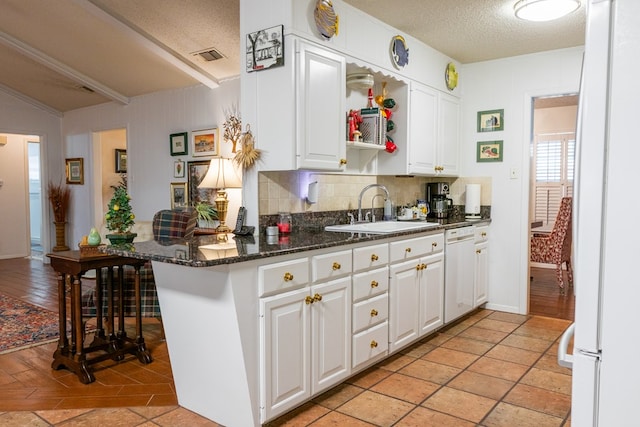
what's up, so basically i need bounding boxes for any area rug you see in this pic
[0,292,60,354]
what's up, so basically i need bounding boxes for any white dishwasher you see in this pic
[444,226,476,323]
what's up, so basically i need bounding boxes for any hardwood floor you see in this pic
[529,266,575,321]
[0,257,574,426]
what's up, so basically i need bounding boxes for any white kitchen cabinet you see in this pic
[260,250,351,421]
[378,81,459,176]
[474,226,490,307]
[297,41,347,170]
[389,233,445,352]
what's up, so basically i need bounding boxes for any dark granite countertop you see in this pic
[103,218,491,268]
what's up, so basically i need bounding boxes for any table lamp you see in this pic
[198,158,242,233]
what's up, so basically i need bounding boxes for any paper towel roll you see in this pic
[465,184,481,218]
[307,181,318,204]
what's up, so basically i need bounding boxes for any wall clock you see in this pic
[391,35,409,69]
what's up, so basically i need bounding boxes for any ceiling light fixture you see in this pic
[514,0,581,22]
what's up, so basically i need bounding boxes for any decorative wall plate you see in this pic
[391,35,409,69]
[445,62,459,91]
[314,0,339,40]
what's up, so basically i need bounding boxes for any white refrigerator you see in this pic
[557,0,640,425]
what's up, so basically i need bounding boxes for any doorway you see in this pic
[28,140,43,259]
[528,94,577,320]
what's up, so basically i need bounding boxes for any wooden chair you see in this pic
[530,196,573,293]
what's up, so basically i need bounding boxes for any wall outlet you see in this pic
[510,168,519,179]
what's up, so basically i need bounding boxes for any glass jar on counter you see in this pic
[277,212,292,234]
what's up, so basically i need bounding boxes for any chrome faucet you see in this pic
[357,184,390,222]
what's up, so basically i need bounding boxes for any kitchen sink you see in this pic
[324,221,441,234]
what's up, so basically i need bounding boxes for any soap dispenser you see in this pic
[384,199,393,221]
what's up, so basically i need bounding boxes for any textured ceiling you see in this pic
[343,0,586,64]
[0,0,584,115]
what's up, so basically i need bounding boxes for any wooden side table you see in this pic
[47,250,152,384]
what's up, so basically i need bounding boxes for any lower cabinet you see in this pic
[389,252,444,353]
[474,226,489,307]
[260,276,351,422]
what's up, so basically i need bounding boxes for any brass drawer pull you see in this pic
[370,309,378,317]
[339,158,347,165]
[481,232,487,237]
[313,293,323,302]
[283,272,294,281]
[305,296,313,305]
[370,340,378,348]
[332,262,341,270]
[371,280,378,288]
[476,249,482,254]
[432,242,438,248]
[405,247,412,253]
[371,254,379,261]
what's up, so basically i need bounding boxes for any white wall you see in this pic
[0,91,62,257]
[460,47,583,314]
[62,79,241,246]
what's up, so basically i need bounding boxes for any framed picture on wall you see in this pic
[170,182,188,209]
[191,128,219,157]
[477,109,504,132]
[246,25,284,72]
[170,132,188,156]
[477,140,504,162]
[187,160,215,206]
[174,159,185,178]
[65,158,84,184]
[115,149,127,173]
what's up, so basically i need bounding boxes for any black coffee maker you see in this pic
[426,182,452,219]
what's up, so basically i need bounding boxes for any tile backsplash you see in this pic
[259,171,491,215]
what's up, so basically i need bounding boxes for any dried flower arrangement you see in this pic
[233,124,261,170]
[47,181,71,223]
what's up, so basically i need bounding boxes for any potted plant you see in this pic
[47,181,71,251]
[105,183,136,244]
[194,201,218,229]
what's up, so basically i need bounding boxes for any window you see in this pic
[532,132,575,226]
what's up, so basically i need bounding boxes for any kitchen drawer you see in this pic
[352,267,389,302]
[311,249,352,282]
[475,225,489,243]
[258,257,309,297]
[353,243,389,272]
[352,321,388,369]
[389,233,444,263]
[353,293,389,333]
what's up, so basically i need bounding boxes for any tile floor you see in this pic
[0,308,572,426]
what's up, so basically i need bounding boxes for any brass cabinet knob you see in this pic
[313,293,323,302]
[481,232,487,237]
[422,263,427,270]
[305,296,314,305]
[476,249,482,254]
[370,309,378,317]
[432,242,438,247]
[332,262,341,270]
[405,247,412,253]
[371,254,379,261]
[370,340,378,348]
[339,158,347,165]
[283,272,294,281]
[416,264,422,271]
[371,280,378,288]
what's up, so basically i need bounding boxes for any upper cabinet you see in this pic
[378,82,460,176]
[297,41,347,170]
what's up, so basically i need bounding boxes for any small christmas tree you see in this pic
[105,184,135,234]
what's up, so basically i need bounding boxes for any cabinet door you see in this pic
[260,288,310,421]
[408,82,438,175]
[437,92,460,176]
[419,253,444,336]
[297,41,346,170]
[311,277,351,394]
[475,241,489,307]
[389,259,421,352]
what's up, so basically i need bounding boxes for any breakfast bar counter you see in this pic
[103,218,489,426]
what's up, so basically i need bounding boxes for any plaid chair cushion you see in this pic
[82,265,160,318]
[152,209,197,240]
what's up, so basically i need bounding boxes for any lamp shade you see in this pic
[514,0,580,22]
[198,158,242,189]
